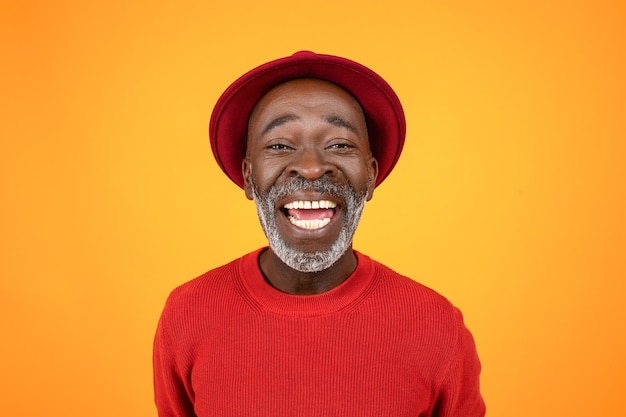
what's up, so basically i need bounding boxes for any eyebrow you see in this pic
[260,114,358,136]
[324,115,357,133]
[261,115,301,136]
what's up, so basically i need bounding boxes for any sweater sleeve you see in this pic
[432,309,486,417]
[153,302,197,417]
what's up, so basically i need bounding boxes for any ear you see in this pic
[242,157,254,200]
[366,156,378,201]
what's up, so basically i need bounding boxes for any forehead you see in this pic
[248,78,367,129]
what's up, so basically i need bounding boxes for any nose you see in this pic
[286,147,337,180]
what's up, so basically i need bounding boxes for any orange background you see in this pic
[1,1,624,416]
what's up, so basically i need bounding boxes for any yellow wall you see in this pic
[1,1,624,415]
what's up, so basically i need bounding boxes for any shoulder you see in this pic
[155,250,262,346]
[356,254,480,387]
[166,258,237,306]
[358,253,468,347]
[159,249,261,320]
[364,254,460,317]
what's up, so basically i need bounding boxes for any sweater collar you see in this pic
[237,247,376,317]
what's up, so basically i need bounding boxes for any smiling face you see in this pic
[243,78,378,273]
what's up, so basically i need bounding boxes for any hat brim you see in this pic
[209,51,406,188]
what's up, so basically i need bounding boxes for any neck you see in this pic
[258,248,357,295]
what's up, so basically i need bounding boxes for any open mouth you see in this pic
[282,200,337,230]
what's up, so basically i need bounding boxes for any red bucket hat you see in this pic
[209,51,406,188]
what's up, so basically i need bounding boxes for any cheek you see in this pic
[249,159,285,192]
[350,161,375,187]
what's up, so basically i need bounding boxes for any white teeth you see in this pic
[283,200,336,230]
[288,217,331,230]
[283,200,337,210]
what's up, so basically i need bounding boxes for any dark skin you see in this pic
[242,79,378,295]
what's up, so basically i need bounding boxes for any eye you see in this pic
[327,142,355,150]
[267,143,293,151]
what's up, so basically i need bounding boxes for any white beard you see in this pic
[251,176,368,273]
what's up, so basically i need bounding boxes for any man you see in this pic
[153,51,485,416]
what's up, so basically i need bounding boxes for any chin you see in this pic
[251,176,367,273]
[269,232,352,273]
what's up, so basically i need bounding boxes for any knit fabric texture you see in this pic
[154,248,485,416]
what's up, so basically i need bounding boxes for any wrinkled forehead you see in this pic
[247,78,369,137]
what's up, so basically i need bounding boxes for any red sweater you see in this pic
[154,249,485,416]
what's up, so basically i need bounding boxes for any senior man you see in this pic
[153,51,485,416]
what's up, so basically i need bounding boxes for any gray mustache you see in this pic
[267,177,349,201]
